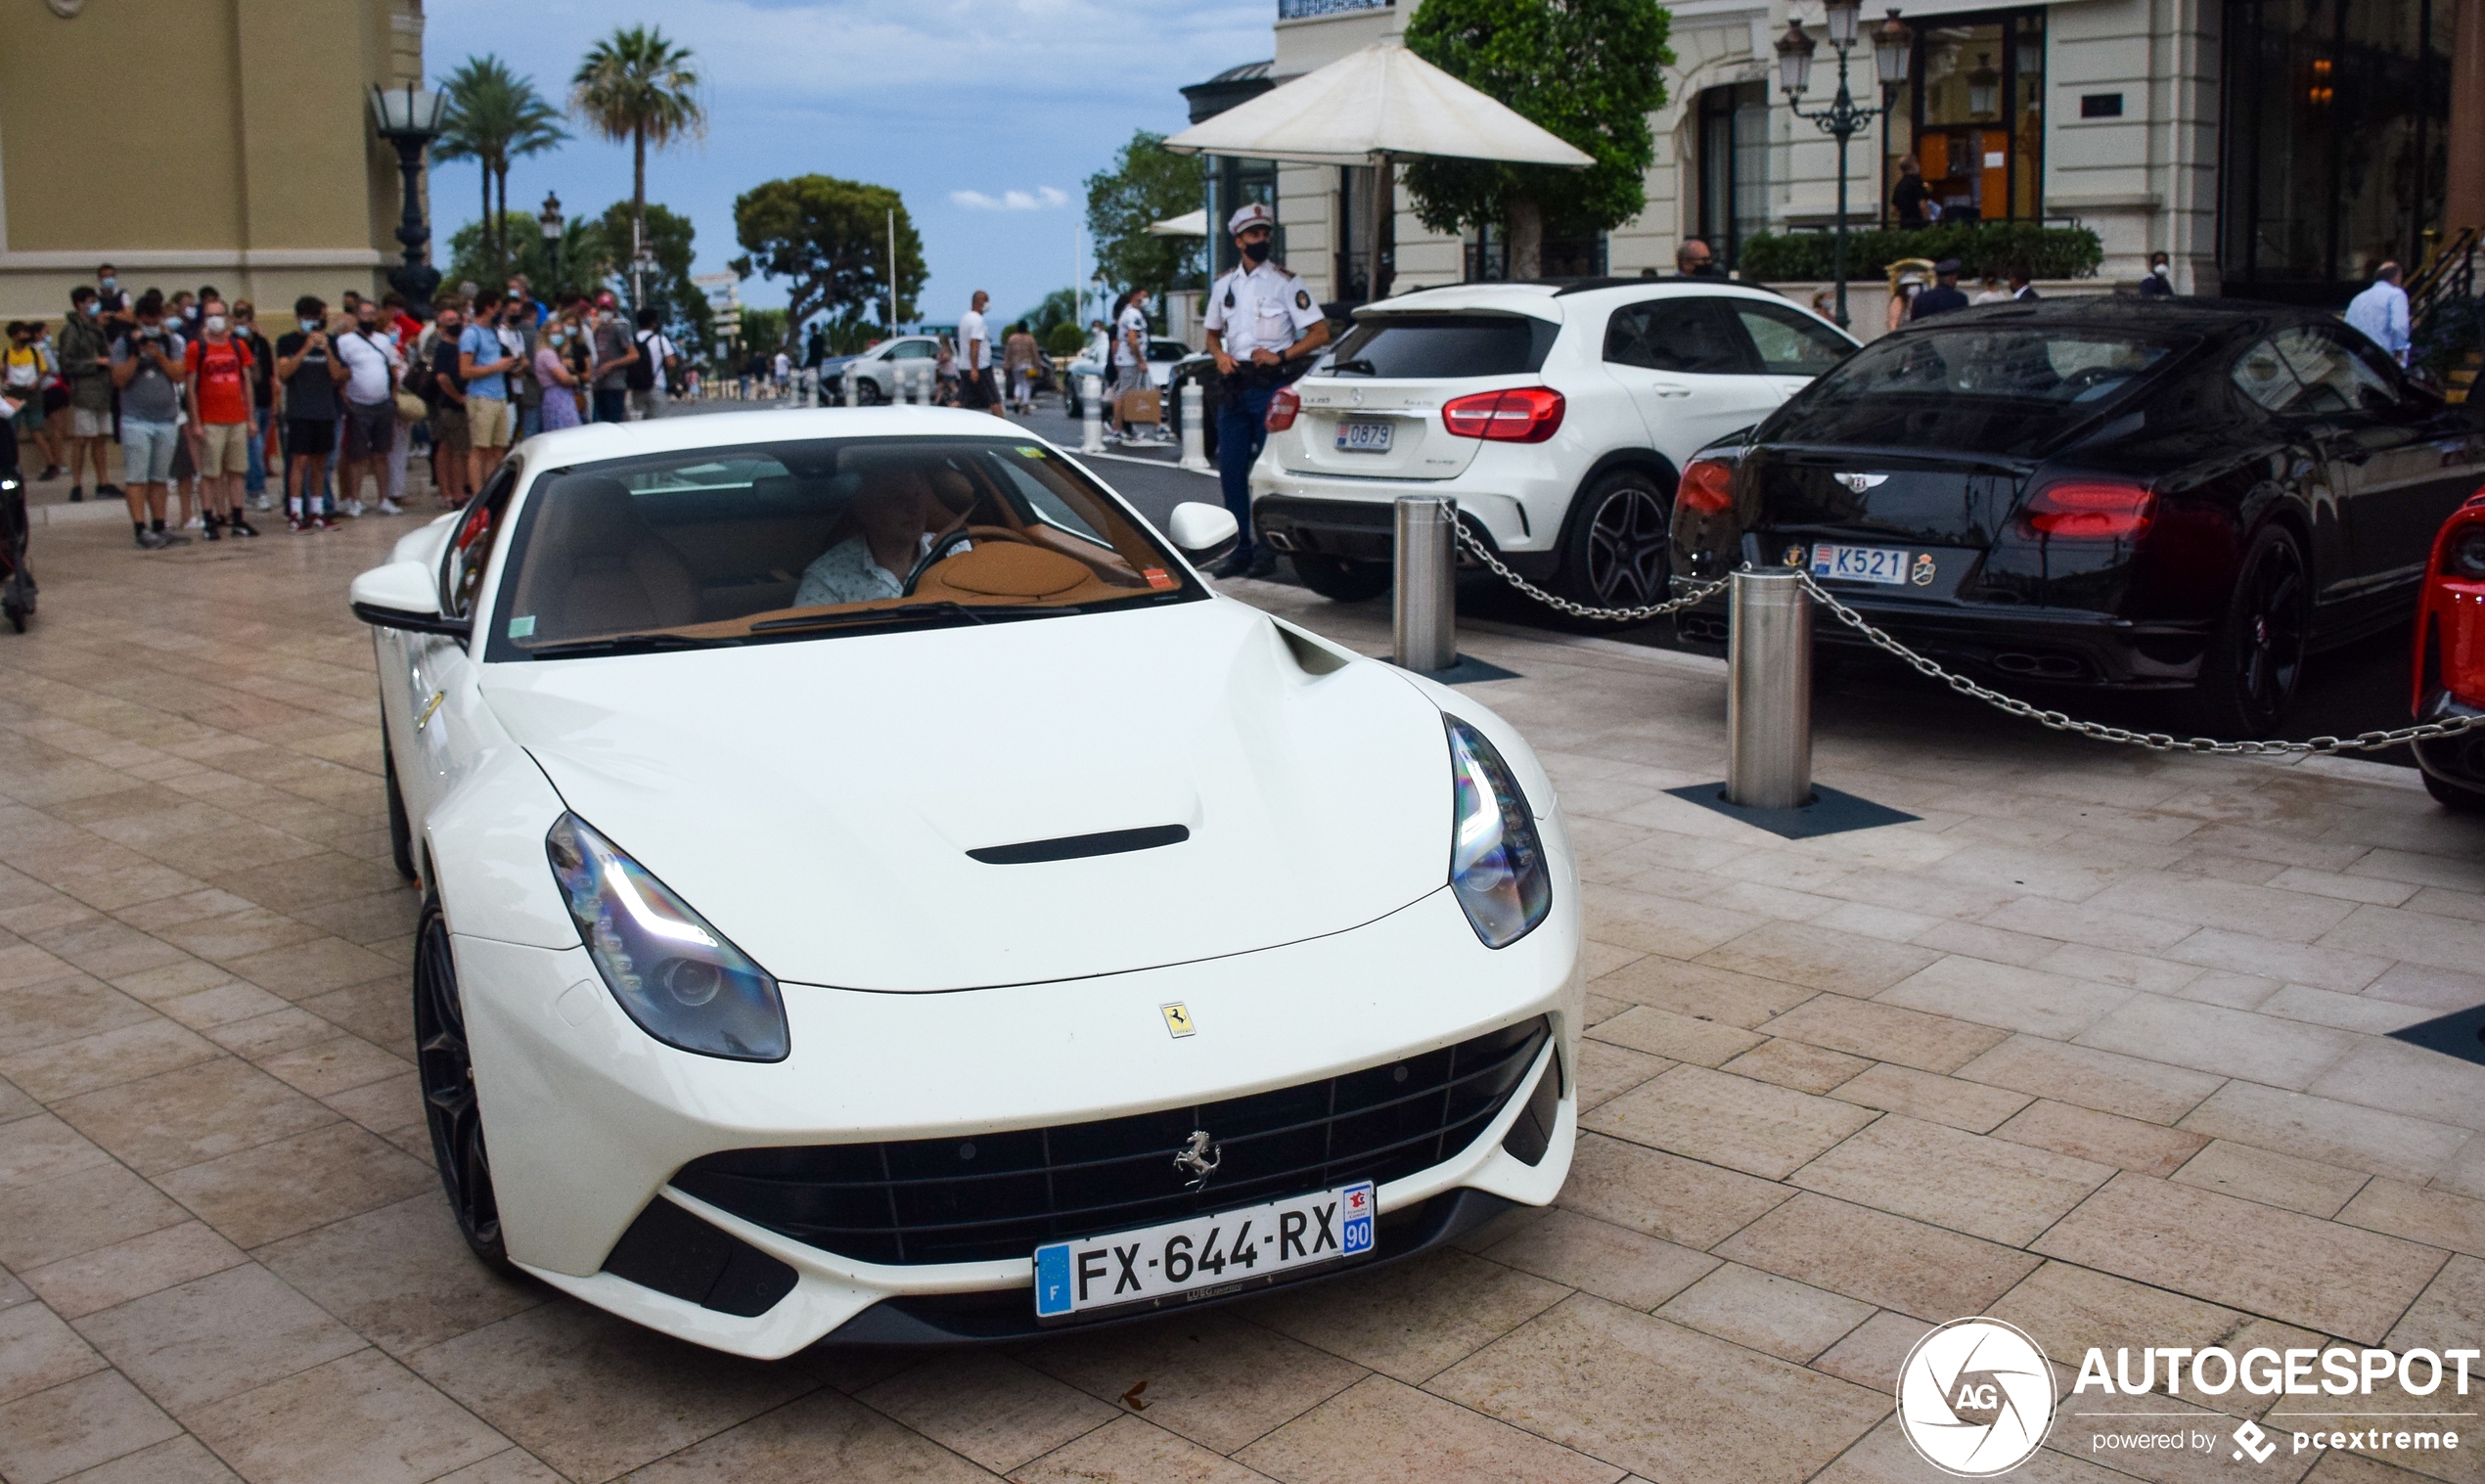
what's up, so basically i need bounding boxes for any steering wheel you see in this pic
[901,529,978,596]
[2060,366,2121,394]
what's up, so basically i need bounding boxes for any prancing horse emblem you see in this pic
[1173,1131,1222,1191]
[1834,472,1889,492]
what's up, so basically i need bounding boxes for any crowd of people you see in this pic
[2,263,687,549]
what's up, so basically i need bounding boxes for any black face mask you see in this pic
[1241,238,1271,265]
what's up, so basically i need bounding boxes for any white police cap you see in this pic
[1228,202,1275,236]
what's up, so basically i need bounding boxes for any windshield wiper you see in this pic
[1330,357,1378,377]
[525,631,743,659]
[746,602,1077,636]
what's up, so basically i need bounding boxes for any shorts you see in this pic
[343,399,395,461]
[285,418,336,457]
[629,387,669,420]
[430,401,470,452]
[120,419,180,484]
[958,368,997,409]
[199,422,251,475]
[9,401,39,438]
[71,406,112,439]
[467,396,513,448]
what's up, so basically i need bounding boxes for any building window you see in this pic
[1464,224,1607,281]
[1889,9,2046,222]
[1697,82,1772,270]
[1278,0,1390,16]
[2220,0,2452,296]
[1336,164,1394,302]
[1206,157,1280,279]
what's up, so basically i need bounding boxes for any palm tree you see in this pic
[435,56,569,273]
[569,25,704,285]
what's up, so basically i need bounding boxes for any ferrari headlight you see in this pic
[1446,717,1551,948]
[545,813,788,1060]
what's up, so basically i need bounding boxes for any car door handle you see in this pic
[1648,384,1694,398]
[416,691,445,732]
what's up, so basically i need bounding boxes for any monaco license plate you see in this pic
[1335,420,1393,452]
[1033,1181,1376,1323]
[1811,543,1912,585]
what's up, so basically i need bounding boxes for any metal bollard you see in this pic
[1179,382,1210,472]
[1080,376,1106,453]
[1393,496,1457,673]
[841,364,859,408]
[1724,569,1814,809]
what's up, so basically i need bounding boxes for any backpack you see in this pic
[626,332,657,391]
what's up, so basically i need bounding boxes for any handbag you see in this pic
[393,389,428,422]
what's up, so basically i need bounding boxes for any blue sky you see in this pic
[422,0,1269,326]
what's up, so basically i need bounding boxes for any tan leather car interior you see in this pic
[508,476,700,640]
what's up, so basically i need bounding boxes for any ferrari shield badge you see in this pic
[1160,1003,1197,1038]
[1912,553,1937,586]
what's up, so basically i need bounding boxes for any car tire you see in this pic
[2423,768,2485,813]
[415,893,514,1274]
[1291,554,1392,603]
[2192,522,2311,738]
[854,379,884,407]
[1555,469,1674,613]
[384,741,418,882]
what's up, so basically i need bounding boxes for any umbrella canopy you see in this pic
[1162,41,1592,169]
[1147,208,1208,238]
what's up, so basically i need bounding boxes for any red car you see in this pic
[2414,487,2485,811]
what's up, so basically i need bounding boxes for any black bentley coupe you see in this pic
[1668,297,2485,734]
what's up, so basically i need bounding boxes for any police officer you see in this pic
[1205,203,1328,578]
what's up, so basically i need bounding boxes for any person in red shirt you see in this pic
[183,296,260,539]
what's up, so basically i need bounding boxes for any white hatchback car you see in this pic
[348,408,1580,1357]
[1250,280,1858,606]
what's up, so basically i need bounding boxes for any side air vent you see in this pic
[968,824,1189,865]
[603,1197,798,1318]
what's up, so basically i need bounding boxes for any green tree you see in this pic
[433,56,568,275]
[446,211,613,304]
[1403,0,1673,279]
[594,200,713,354]
[1085,131,1204,304]
[730,174,925,333]
[1017,287,1080,343]
[738,307,789,359]
[570,24,704,295]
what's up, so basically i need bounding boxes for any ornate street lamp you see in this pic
[1778,5,1913,328]
[370,82,449,313]
[539,193,565,290]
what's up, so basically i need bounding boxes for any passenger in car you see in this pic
[792,464,969,607]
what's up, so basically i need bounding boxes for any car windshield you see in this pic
[1324,313,1558,378]
[1770,325,2193,457]
[487,435,1197,660]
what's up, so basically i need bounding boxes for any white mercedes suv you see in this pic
[1250,280,1858,607]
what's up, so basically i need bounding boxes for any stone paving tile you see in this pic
[1478,1207,1720,1312]
[1237,1374,1622,1484]
[2169,1140,2372,1218]
[1587,956,1818,1027]
[1652,1262,1873,1363]
[1555,1133,1793,1249]
[2380,1253,2485,1355]
[1429,1295,1888,1484]
[1809,1310,1931,1391]
[0,1163,191,1271]
[1585,1064,1877,1181]
[2175,1082,2474,1184]
[2307,1038,2485,1134]
[2032,1173,2449,1343]
[51,1057,339,1177]
[1572,1039,1671,1113]
[1714,1192,2043,1321]
[2335,1180,2485,1261]
[64,1433,248,1483]
[1827,1062,2034,1133]
[1243,1249,1566,1386]
[1586,1005,1765,1067]
[152,1119,434,1249]
[0,1018,223,1103]
[1013,1414,1266,1484]
[19,1223,248,1320]
[182,1348,510,1484]
[0,1300,108,1405]
[1993,1101,2211,1178]
[1017,1308,1363,1456]
[1790,1115,2114,1245]
[2074,994,2360,1091]
[255,1193,546,1359]
[1817,1416,2129,1484]
[72,1263,366,1417]
[1754,994,2010,1075]
[1694,921,1942,997]
[1719,1037,1872,1095]
[0,1370,184,1484]
[1879,955,2137,1041]
[850,1350,1116,1475]
[0,1111,112,1189]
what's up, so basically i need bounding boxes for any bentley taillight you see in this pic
[2021,481,2155,539]
[1440,386,1565,442]
[1679,459,1736,514]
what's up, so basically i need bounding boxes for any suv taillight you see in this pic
[2021,481,2155,539]
[1265,386,1300,432]
[1679,459,1736,514]
[1441,386,1565,443]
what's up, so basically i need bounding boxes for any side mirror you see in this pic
[349,560,472,638]
[1168,502,1240,568]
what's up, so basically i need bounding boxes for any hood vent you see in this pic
[968,824,1190,866]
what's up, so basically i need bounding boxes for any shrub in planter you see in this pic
[1739,222,2104,283]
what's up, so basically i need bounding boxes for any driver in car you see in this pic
[794,464,968,607]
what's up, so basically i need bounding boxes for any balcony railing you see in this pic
[1279,0,1390,18]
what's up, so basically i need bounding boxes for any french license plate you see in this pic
[1811,543,1912,585]
[1335,421,1393,452]
[1033,1181,1376,1322]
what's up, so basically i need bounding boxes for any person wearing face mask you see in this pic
[2138,250,2175,298]
[533,321,584,429]
[109,291,191,549]
[587,293,638,424]
[273,295,348,530]
[230,302,278,510]
[1203,202,1329,579]
[334,298,405,517]
[182,298,259,540]
[58,288,115,506]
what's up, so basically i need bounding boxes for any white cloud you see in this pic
[950,187,1070,211]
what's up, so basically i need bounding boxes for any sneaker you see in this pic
[203,517,222,542]
[249,494,273,512]
[378,499,403,516]
[68,488,84,503]
[156,530,191,547]
[341,498,364,518]
[227,517,259,538]
[313,516,339,531]
[97,483,123,503]
[1244,548,1279,579]
[37,465,60,481]
[185,514,204,530]
[288,517,308,533]
[135,528,166,550]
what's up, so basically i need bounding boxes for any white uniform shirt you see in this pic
[1204,260,1323,360]
[957,308,991,371]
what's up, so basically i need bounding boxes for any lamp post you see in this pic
[539,192,565,292]
[369,82,449,313]
[1776,4,1913,327]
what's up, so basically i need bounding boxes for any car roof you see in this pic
[1354,277,1823,323]
[506,406,1062,465]
[1886,296,2326,337]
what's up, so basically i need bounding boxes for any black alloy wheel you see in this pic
[1559,471,1673,611]
[384,742,417,882]
[854,378,884,407]
[415,894,513,1272]
[2196,524,2310,737]
[1290,553,1393,603]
